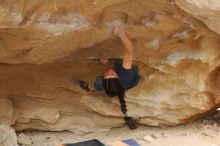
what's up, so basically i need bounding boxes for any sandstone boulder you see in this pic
[0,97,13,125]
[0,0,219,133]
[0,124,18,146]
[175,0,220,35]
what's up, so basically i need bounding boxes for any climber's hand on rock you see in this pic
[100,58,109,65]
[113,26,126,39]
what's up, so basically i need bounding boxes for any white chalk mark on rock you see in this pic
[38,12,90,36]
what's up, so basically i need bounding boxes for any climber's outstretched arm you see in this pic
[114,26,133,69]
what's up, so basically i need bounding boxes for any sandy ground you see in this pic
[17,114,220,146]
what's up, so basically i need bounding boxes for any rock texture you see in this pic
[17,133,33,146]
[0,97,13,125]
[175,0,220,35]
[0,124,18,146]
[0,0,220,133]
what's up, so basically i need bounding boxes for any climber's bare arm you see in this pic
[114,26,133,69]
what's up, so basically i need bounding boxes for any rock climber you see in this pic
[79,26,141,130]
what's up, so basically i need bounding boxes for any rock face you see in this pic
[175,0,220,35]
[0,0,220,133]
[0,124,18,146]
[17,133,33,146]
[0,97,13,125]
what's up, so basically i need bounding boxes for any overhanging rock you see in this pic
[0,0,220,133]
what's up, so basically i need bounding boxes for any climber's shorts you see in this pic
[94,75,104,91]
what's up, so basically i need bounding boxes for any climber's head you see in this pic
[103,78,125,97]
[103,68,124,97]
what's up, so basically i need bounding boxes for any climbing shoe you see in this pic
[124,116,139,130]
[79,80,89,92]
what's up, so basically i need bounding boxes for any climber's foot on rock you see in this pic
[79,80,90,92]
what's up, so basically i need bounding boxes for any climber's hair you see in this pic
[103,78,127,117]
[103,78,138,129]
